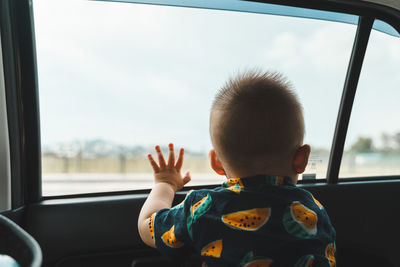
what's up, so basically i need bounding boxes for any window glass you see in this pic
[340,20,400,178]
[34,0,357,196]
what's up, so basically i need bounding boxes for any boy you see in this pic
[138,71,336,266]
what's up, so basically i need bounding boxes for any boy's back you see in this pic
[151,175,335,266]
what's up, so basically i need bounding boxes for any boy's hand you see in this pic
[147,143,191,192]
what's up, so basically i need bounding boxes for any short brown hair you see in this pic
[210,70,304,173]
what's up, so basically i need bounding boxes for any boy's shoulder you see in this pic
[179,186,232,204]
[182,180,315,202]
[193,180,253,196]
[179,181,330,219]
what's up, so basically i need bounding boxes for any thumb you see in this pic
[182,171,191,185]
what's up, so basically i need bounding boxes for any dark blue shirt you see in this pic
[149,175,336,267]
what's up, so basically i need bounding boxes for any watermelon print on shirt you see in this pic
[150,175,336,267]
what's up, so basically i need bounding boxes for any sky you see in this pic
[33,0,400,154]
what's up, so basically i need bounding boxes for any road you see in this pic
[42,173,225,196]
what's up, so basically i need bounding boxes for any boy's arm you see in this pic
[137,144,191,247]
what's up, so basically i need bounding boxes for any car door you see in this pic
[1,0,400,267]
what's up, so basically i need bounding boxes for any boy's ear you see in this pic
[209,149,226,176]
[292,144,311,174]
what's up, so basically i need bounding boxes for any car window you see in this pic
[33,0,357,196]
[340,20,400,178]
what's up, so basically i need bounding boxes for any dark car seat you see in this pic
[0,215,42,267]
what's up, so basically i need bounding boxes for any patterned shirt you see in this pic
[149,175,336,267]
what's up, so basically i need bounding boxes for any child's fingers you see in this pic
[175,148,184,171]
[182,171,191,185]
[167,143,175,167]
[155,145,166,168]
[147,154,160,172]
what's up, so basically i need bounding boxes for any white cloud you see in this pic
[143,74,188,96]
[265,32,299,68]
[303,25,355,70]
[265,24,355,71]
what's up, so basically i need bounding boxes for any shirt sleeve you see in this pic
[149,190,197,258]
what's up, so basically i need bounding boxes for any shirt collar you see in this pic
[222,174,294,189]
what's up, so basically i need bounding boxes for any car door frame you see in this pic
[1,0,400,266]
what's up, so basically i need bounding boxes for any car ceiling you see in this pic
[363,0,400,11]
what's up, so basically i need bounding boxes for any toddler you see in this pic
[138,71,336,267]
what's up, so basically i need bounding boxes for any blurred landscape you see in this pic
[42,139,210,174]
[42,140,220,195]
[42,132,400,196]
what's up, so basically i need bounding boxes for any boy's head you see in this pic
[209,70,310,179]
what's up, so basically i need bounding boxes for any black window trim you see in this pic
[0,0,41,208]
[326,16,374,184]
[1,0,400,205]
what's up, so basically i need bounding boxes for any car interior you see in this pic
[0,0,399,266]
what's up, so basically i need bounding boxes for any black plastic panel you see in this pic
[22,180,400,266]
[25,194,149,266]
[307,181,398,267]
